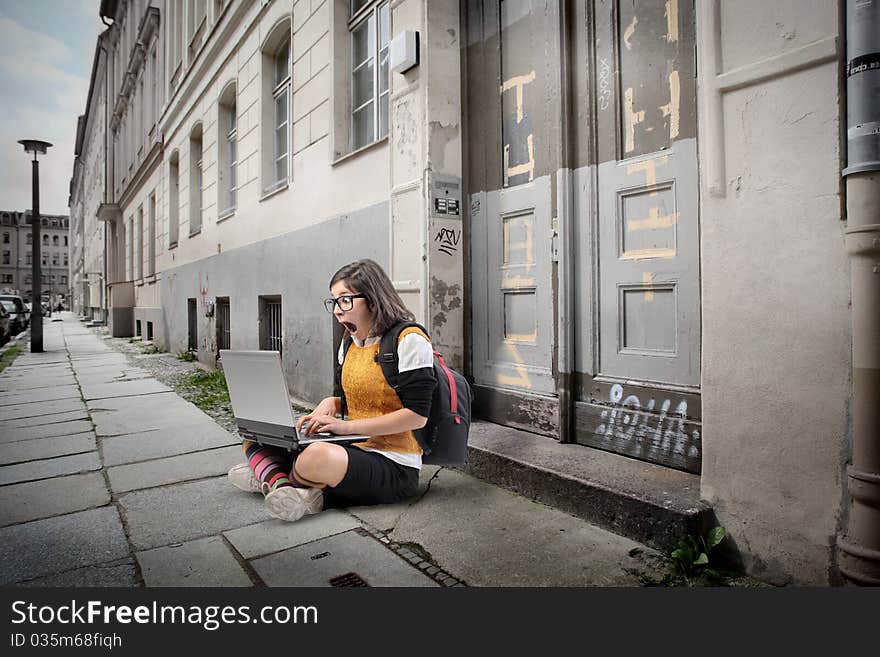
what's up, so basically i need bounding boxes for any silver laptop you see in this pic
[219,350,370,451]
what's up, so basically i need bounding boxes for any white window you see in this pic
[148,192,156,276]
[127,216,134,280]
[261,22,291,193]
[189,124,203,235]
[350,2,389,150]
[169,151,180,247]
[218,84,237,215]
[272,36,290,186]
[136,205,144,279]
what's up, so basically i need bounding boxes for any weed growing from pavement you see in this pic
[176,351,196,362]
[182,369,231,414]
[0,345,22,374]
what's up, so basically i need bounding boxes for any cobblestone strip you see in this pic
[354,526,467,587]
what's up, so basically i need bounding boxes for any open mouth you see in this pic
[341,321,358,334]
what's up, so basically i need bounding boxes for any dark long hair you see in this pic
[330,259,415,337]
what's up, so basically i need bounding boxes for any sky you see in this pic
[0,0,105,216]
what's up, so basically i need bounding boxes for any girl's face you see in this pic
[330,280,375,342]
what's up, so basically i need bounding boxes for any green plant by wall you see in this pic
[625,525,737,587]
[669,526,726,585]
[177,351,196,362]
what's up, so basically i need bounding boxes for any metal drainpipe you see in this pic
[837,0,880,586]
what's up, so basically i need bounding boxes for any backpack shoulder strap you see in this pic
[337,334,355,416]
[375,321,430,384]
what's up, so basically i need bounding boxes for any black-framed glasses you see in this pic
[323,293,367,313]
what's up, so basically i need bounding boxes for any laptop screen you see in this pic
[219,350,296,428]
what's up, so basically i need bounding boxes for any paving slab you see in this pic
[0,472,109,527]
[0,384,82,407]
[251,530,439,587]
[0,507,130,585]
[11,355,70,367]
[0,369,74,383]
[67,351,119,359]
[118,476,274,550]
[378,468,653,587]
[0,419,94,443]
[101,424,239,466]
[224,510,363,559]
[107,444,245,492]
[0,374,77,392]
[75,368,151,385]
[0,431,96,465]
[0,397,86,421]
[80,378,171,401]
[88,392,212,435]
[136,536,254,587]
[1,409,90,429]
[0,451,101,486]
[347,466,441,532]
[15,559,139,587]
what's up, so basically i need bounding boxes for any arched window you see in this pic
[169,150,180,247]
[189,123,203,236]
[261,19,291,192]
[218,82,238,215]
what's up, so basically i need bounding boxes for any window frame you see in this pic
[260,20,292,196]
[272,36,291,189]
[348,1,390,152]
[218,83,238,217]
[189,124,204,237]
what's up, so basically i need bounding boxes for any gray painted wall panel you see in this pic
[159,203,389,404]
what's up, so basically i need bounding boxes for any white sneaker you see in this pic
[227,463,263,494]
[264,486,324,522]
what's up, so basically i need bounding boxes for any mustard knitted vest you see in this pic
[342,326,428,454]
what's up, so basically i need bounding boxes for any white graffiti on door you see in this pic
[595,383,700,461]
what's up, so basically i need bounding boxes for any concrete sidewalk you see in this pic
[0,313,667,587]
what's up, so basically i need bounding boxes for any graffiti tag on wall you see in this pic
[434,228,461,256]
[595,383,701,468]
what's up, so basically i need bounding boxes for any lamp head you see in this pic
[18,139,53,156]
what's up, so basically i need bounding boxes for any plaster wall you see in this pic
[159,200,389,404]
[698,1,848,585]
[159,0,390,277]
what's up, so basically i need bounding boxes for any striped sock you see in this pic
[243,441,296,490]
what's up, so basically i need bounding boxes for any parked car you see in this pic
[0,303,9,346]
[1,300,26,335]
[0,295,29,331]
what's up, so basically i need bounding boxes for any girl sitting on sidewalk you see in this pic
[227,259,436,521]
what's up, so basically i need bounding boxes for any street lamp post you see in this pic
[18,139,52,353]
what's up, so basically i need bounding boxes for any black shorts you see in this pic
[321,446,419,509]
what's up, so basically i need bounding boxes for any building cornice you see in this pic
[116,138,163,209]
[110,7,160,133]
[159,0,262,136]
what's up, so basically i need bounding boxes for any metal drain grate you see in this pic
[329,572,370,587]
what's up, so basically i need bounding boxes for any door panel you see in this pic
[469,0,556,400]
[479,179,554,394]
[595,0,700,387]
[573,0,703,473]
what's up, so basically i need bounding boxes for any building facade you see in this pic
[0,210,70,309]
[70,0,875,586]
[70,28,110,323]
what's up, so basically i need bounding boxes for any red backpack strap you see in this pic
[435,352,460,423]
